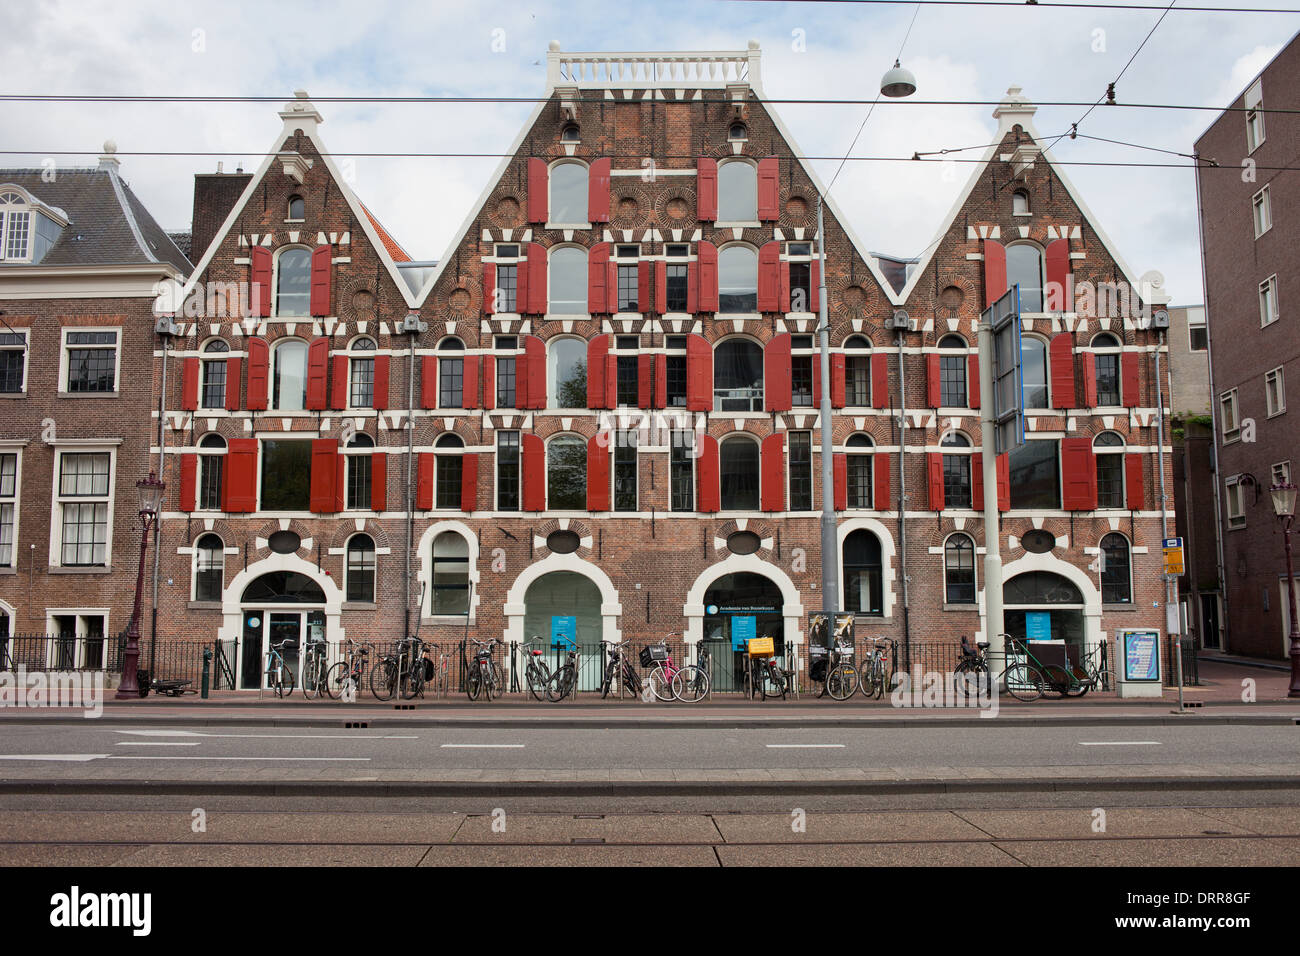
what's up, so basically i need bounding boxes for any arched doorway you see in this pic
[1003,571,1086,650]
[238,571,327,689]
[523,571,603,690]
[702,572,784,691]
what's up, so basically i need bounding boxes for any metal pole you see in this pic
[896,330,911,670]
[1284,514,1300,698]
[114,511,154,700]
[405,328,416,640]
[1156,332,1183,710]
[816,197,838,616]
[149,330,168,675]
[977,317,1004,666]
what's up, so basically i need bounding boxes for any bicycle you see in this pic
[641,637,681,702]
[370,636,427,702]
[466,638,504,701]
[1063,641,1112,697]
[429,648,451,697]
[600,641,643,699]
[300,634,331,700]
[518,636,553,701]
[264,638,297,698]
[857,637,893,700]
[325,638,372,699]
[953,634,1047,703]
[751,652,790,700]
[546,643,580,702]
[672,643,711,703]
[817,639,858,701]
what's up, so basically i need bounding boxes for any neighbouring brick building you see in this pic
[1196,31,1300,660]
[143,45,1175,690]
[0,146,191,661]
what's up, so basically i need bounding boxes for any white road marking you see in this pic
[115,742,200,747]
[0,754,107,762]
[114,730,417,740]
[108,756,372,761]
[439,744,525,749]
[766,744,846,749]
[1078,741,1163,746]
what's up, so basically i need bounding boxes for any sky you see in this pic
[1,0,1295,304]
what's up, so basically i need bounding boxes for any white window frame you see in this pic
[943,532,978,605]
[191,533,226,602]
[547,335,587,409]
[716,158,759,226]
[43,608,111,670]
[272,245,312,318]
[49,444,118,569]
[270,337,309,411]
[1252,186,1272,239]
[344,532,377,603]
[1225,475,1246,530]
[1245,80,1265,153]
[0,444,22,569]
[1259,275,1279,327]
[0,192,32,262]
[1265,365,1286,418]
[546,160,591,230]
[1187,320,1208,352]
[544,433,587,513]
[1271,460,1291,487]
[0,327,29,394]
[1220,388,1240,443]
[58,327,121,397]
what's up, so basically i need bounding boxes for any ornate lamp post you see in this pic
[1269,481,1300,698]
[115,471,165,700]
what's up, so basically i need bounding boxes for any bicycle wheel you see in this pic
[601,661,615,699]
[527,663,550,702]
[826,664,858,701]
[873,662,891,700]
[466,661,483,701]
[623,662,643,696]
[1039,664,1071,700]
[301,656,323,699]
[274,664,295,699]
[856,662,877,699]
[370,658,396,701]
[1004,663,1044,702]
[324,661,349,700]
[953,660,989,700]
[672,665,710,702]
[402,660,425,699]
[546,666,574,702]
[648,666,674,702]
[761,668,787,700]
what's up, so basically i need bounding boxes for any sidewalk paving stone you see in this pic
[994,836,1300,866]
[952,807,1259,840]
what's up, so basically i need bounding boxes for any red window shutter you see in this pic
[873,453,891,510]
[686,333,713,411]
[181,357,199,411]
[764,333,792,411]
[588,157,611,223]
[831,353,846,409]
[757,242,780,312]
[179,454,197,512]
[779,260,791,313]
[525,243,547,314]
[482,356,496,409]
[972,453,985,511]
[697,435,720,513]
[810,259,820,314]
[1125,453,1144,510]
[687,260,699,313]
[588,243,610,314]
[1045,238,1069,312]
[812,358,821,409]
[638,354,653,408]
[926,353,942,407]
[224,357,241,411]
[419,355,437,409]
[416,453,434,510]
[245,337,269,410]
[1081,351,1098,407]
[757,157,780,221]
[1121,351,1140,408]
[310,245,332,317]
[335,454,345,513]
[460,452,478,512]
[983,239,1007,308]
[330,355,348,410]
[696,158,718,221]
[872,353,889,408]
[833,453,847,511]
[250,246,271,317]
[654,353,667,408]
[967,354,980,409]
[522,434,545,511]
[604,353,617,409]
[927,453,945,511]
[1060,437,1097,510]
[370,451,387,512]
[761,432,785,512]
[523,335,546,409]
[223,439,258,513]
[996,453,1010,512]
[656,260,667,313]
[587,334,610,409]
[482,262,495,315]
[1049,334,1076,409]
[462,355,480,409]
[309,439,338,513]
[637,260,651,313]
[586,434,610,511]
[527,158,548,224]
[697,241,719,312]
[372,355,390,410]
[305,337,329,410]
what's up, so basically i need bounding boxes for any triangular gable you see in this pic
[360,201,412,263]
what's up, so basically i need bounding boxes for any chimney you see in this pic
[190,169,253,264]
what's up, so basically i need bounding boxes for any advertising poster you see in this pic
[731,615,756,650]
[1123,630,1160,681]
[551,615,577,649]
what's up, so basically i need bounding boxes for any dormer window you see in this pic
[0,192,31,262]
[560,124,580,143]
[287,195,305,221]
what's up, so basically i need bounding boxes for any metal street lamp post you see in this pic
[115,471,166,700]
[1268,481,1300,698]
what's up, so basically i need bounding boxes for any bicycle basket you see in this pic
[639,646,666,668]
[747,637,774,656]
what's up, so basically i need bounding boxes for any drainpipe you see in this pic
[896,330,911,669]
[404,320,417,641]
[149,324,170,674]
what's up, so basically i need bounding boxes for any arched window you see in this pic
[345,433,373,510]
[1091,333,1122,406]
[549,162,588,225]
[560,124,580,143]
[714,338,763,411]
[944,533,976,604]
[718,245,758,313]
[549,337,586,408]
[1012,190,1030,216]
[942,431,973,508]
[345,534,376,602]
[728,122,748,141]
[548,246,586,314]
[435,433,464,510]
[348,336,376,408]
[437,337,465,408]
[843,529,883,616]
[194,533,224,602]
[719,435,760,511]
[274,247,311,317]
[847,433,873,509]
[1007,243,1044,313]
[1100,533,1132,604]
[717,161,757,222]
[844,335,872,406]
[198,434,225,511]
[431,531,469,614]
[272,339,308,410]
[547,435,586,510]
[0,191,33,261]
[287,195,305,220]
[1021,336,1049,409]
[1094,431,1125,509]
[938,335,968,407]
[201,339,229,408]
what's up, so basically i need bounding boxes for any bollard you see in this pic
[201,647,212,699]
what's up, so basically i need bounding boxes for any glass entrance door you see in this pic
[266,612,302,689]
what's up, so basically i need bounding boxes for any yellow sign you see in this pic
[1162,545,1185,576]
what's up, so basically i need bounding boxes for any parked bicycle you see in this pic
[264,638,297,698]
[300,634,331,700]
[466,638,504,701]
[858,637,893,700]
[750,652,790,701]
[325,638,372,699]
[953,634,1058,702]
[518,636,553,701]
[673,643,711,702]
[371,636,428,702]
[818,639,858,701]
[546,643,580,702]
[600,640,643,699]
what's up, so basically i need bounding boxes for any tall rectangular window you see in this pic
[614,430,637,511]
[943,454,972,509]
[1096,453,1124,508]
[259,440,312,512]
[496,263,518,313]
[788,261,811,313]
[1226,477,1246,529]
[665,263,688,312]
[617,264,638,312]
[64,330,118,393]
[788,431,812,511]
[435,454,463,510]
[940,354,967,407]
[346,454,372,510]
[201,358,227,408]
[199,452,223,511]
[1253,186,1272,238]
[439,357,464,408]
[617,355,638,406]
[0,331,27,393]
[666,335,688,407]
[791,338,814,407]
[3,211,29,260]
[495,336,517,408]
[1095,354,1121,407]
[670,430,694,512]
[1259,275,1279,327]
[56,452,111,566]
[1220,389,1240,443]
[350,357,375,407]
[497,431,520,511]
[0,453,16,567]
[845,355,870,406]
[1008,440,1061,510]
[1266,366,1286,417]
[847,454,872,509]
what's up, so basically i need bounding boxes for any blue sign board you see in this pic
[1123,630,1160,682]
[1024,611,1052,641]
[731,615,756,650]
[551,615,577,649]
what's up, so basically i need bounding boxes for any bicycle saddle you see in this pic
[977,642,989,650]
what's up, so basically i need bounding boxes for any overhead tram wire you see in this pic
[731,0,1298,11]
